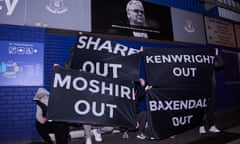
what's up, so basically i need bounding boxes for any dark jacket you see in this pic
[135,84,146,114]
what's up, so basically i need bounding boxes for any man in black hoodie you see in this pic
[199,48,224,134]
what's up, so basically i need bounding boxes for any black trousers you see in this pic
[120,111,147,134]
[202,75,217,128]
[36,121,69,144]
[136,111,147,134]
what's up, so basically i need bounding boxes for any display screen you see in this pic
[0,41,44,86]
[92,0,173,41]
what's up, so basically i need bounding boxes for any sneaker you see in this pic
[92,129,103,142]
[209,125,221,133]
[148,137,156,140]
[199,126,207,134]
[170,135,176,139]
[122,131,129,139]
[85,137,92,144]
[136,133,146,140]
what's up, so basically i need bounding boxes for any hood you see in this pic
[33,88,50,101]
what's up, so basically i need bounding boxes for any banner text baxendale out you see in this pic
[149,98,207,127]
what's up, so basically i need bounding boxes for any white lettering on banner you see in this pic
[172,115,193,127]
[74,100,117,118]
[77,35,140,56]
[53,73,135,100]
[149,98,207,111]
[145,54,215,64]
[173,67,197,77]
[82,61,122,78]
[1,0,19,15]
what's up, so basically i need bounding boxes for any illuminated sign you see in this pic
[0,41,44,86]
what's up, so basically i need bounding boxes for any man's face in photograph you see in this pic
[126,0,146,26]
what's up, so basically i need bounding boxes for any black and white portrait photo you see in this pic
[92,0,173,41]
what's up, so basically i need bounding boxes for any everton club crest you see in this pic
[184,19,196,33]
[46,0,68,14]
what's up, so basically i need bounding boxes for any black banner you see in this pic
[143,47,215,88]
[146,88,209,139]
[143,47,215,139]
[47,66,136,128]
[70,33,142,81]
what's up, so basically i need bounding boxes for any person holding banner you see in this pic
[33,87,69,144]
[199,48,224,134]
[135,78,150,139]
[120,78,150,140]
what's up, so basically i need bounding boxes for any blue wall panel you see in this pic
[0,25,44,143]
[44,32,77,90]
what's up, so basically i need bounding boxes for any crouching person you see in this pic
[33,87,69,144]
